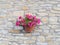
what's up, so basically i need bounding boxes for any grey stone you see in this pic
[0,0,60,45]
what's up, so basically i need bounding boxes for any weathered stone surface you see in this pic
[58,17,60,22]
[0,0,60,45]
[24,33,32,37]
[49,17,59,24]
[37,36,46,42]
[40,25,50,30]
[41,17,48,24]
[24,40,35,44]
[0,40,9,45]
[9,30,20,34]
[53,5,60,11]
[13,11,24,17]
[22,6,29,11]
[50,10,60,13]
[37,13,48,17]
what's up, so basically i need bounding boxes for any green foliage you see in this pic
[25,18,31,24]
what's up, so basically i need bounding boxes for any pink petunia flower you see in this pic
[16,21,20,26]
[21,19,25,23]
[31,21,36,26]
[19,16,22,19]
[28,22,32,27]
[26,14,33,19]
[33,16,36,19]
[28,21,36,27]
[22,23,26,27]
[37,19,41,24]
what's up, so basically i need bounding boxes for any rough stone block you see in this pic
[9,30,20,33]
[13,11,24,17]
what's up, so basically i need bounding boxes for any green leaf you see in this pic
[25,18,30,24]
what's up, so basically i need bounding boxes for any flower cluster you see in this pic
[16,14,41,27]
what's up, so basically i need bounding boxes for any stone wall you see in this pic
[0,0,60,45]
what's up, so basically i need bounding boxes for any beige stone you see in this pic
[8,36,15,41]
[20,44,29,45]
[24,33,32,37]
[47,1,58,4]
[22,6,29,11]
[53,7,60,11]
[9,30,20,33]
[0,21,3,25]
[46,34,54,42]
[39,9,47,12]
[49,13,56,16]
[0,4,12,9]
[0,41,8,45]
[50,25,59,29]
[50,10,60,13]
[31,36,36,40]
[26,0,29,1]
[0,15,7,18]
[37,13,48,16]
[38,36,45,42]
[7,18,16,22]
[46,38,53,42]
[24,40,35,44]
[48,41,59,45]
[49,17,57,21]
[13,11,24,17]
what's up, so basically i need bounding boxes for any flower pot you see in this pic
[25,26,35,33]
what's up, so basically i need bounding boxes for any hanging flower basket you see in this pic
[16,14,41,33]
